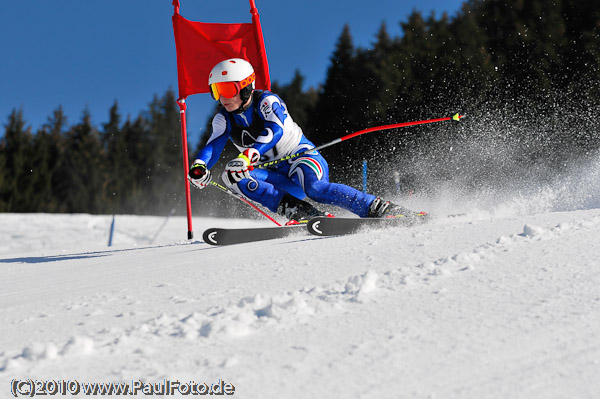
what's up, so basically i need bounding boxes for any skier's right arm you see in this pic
[189,113,229,190]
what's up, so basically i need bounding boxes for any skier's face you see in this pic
[220,92,243,112]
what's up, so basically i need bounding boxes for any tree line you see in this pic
[3,0,600,215]
[292,0,600,193]
[0,91,184,214]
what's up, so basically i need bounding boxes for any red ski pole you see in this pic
[256,113,464,169]
[208,181,282,226]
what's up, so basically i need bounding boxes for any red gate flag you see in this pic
[171,0,271,239]
[172,0,271,100]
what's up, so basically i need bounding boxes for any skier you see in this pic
[188,58,421,223]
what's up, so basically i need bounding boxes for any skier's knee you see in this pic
[304,183,328,203]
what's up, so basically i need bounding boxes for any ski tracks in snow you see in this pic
[1,212,600,397]
[382,213,600,287]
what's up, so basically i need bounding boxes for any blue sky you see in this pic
[1,0,465,145]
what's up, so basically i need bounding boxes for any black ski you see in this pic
[306,215,429,237]
[203,224,306,246]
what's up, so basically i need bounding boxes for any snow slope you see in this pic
[1,202,600,398]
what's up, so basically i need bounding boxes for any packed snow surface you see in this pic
[1,202,600,398]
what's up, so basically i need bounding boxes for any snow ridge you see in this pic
[0,269,380,374]
[3,213,599,382]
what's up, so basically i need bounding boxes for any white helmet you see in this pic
[208,58,255,86]
[208,59,256,108]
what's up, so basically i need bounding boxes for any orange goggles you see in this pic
[209,73,256,101]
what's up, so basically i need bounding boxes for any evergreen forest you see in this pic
[2,0,600,217]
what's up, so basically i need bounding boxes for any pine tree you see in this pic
[308,25,364,185]
[54,109,105,213]
[449,1,498,107]
[145,89,183,214]
[27,107,68,212]
[365,22,399,124]
[561,0,600,101]
[120,115,151,214]
[101,101,129,213]
[271,70,318,137]
[396,11,429,112]
[0,146,6,212]
[0,109,35,211]
[312,24,357,144]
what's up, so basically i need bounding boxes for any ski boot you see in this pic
[367,197,428,220]
[277,194,333,225]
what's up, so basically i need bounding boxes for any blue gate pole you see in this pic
[108,214,115,247]
[362,160,368,193]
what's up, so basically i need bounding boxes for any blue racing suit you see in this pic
[194,90,376,217]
